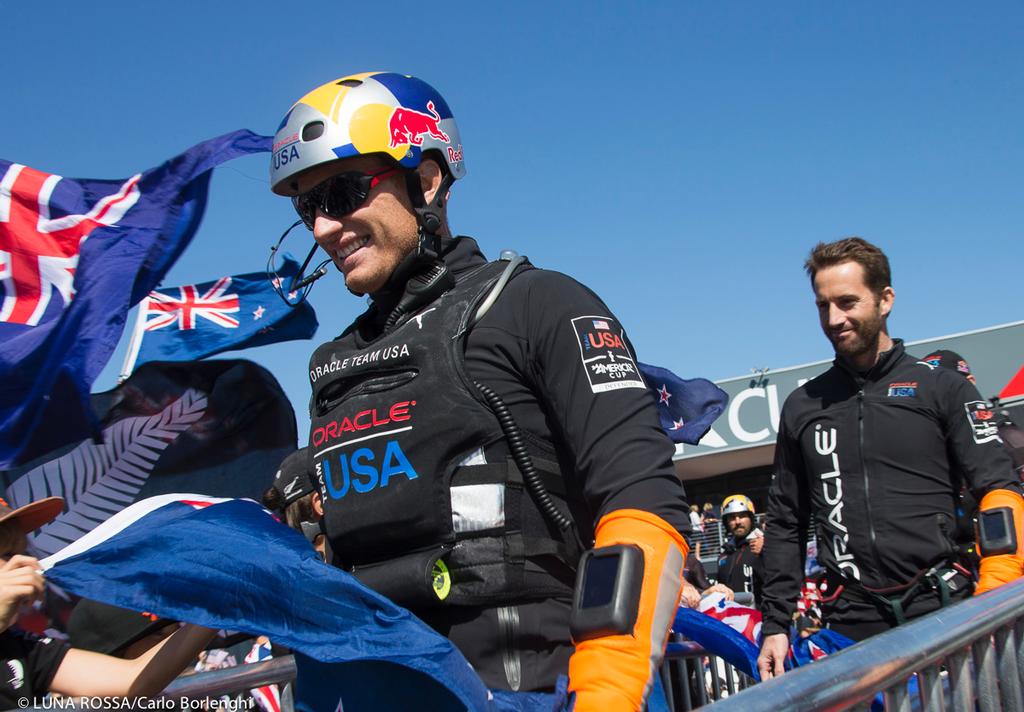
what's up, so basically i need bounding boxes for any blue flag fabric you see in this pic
[671,606,762,680]
[134,257,318,366]
[40,495,570,712]
[638,362,729,444]
[790,628,856,667]
[0,130,272,469]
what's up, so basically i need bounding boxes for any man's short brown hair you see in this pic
[804,237,891,296]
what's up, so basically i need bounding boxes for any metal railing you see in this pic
[159,655,296,702]
[663,638,755,710]
[701,575,1024,711]
[155,638,754,712]
[104,576,1024,711]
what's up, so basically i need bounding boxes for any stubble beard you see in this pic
[830,311,886,366]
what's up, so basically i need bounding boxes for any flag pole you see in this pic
[119,300,147,382]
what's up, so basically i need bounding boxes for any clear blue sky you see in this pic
[3,1,1021,439]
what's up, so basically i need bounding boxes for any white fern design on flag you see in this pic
[7,389,207,557]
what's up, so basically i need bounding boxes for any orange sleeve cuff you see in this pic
[568,509,688,712]
[976,489,1024,596]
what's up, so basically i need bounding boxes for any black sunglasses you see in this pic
[292,166,404,230]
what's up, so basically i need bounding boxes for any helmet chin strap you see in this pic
[407,168,454,260]
[373,168,456,331]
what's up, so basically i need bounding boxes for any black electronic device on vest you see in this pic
[569,544,644,642]
[977,507,1017,557]
[383,258,455,331]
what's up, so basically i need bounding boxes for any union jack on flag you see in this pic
[132,258,317,369]
[143,276,240,331]
[0,129,273,469]
[0,163,140,326]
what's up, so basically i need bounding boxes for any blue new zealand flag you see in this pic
[132,257,318,367]
[0,130,271,468]
[638,362,729,445]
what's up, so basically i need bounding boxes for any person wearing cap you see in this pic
[261,447,325,560]
[924,349,1024,479]
[0,496,216,705]
[269,73,690,709]
[757,238,1023,679]
[714,494,765,605]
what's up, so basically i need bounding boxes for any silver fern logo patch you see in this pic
[5,389,207,557]
[6,660,24,689]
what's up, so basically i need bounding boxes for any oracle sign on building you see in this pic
[675,321,1024,477]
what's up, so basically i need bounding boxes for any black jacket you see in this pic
[761,339,1018,635]
[340,236,690,537]
[718,532,764,604]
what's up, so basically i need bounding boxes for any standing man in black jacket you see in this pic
[757,237,1023,679]
[716,494,764,605]
[269,72,690,710]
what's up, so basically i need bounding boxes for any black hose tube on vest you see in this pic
[473,379,576,535]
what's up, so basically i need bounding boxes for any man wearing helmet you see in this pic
[715,495,764,605]
[270,73,690,710]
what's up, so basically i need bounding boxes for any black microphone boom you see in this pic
[290,266,329,291]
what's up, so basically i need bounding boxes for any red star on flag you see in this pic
[253,305,265,320]
[670,418,685,431]
[657,384,672,404]
[271,276,298,301]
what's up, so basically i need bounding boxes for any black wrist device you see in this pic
[569,544,644,643]
[977,507,1017,557]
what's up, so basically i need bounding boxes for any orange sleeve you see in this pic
[975,489,1024,595]
[568,509,688,711]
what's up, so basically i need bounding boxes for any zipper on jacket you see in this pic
[858,389,883,581]
[497,605,522,691]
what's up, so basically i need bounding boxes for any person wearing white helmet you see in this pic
[715,494,764,605]
[270,72,691,709]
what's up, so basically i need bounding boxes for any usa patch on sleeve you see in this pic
[571,316,645,393]
[964,400,1002,445]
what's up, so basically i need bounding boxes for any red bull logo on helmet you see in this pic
[388,101,450,149]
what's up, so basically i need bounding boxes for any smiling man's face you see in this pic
[305,155,419,295]
[813,261,894,370]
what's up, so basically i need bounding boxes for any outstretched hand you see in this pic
[0,555,44,632]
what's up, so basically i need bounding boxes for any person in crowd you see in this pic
[757,237,1023,679]
[682,551,711,607]
[261,447,325,561]
[0,496,215,705]
[923,350,1024,479]
[702,502,718,525]
[715,495,765,605]
[689,504,704,533]
[268,71,690,708]
[680,551,742,605]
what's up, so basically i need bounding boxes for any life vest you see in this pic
[307,259,580,609]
